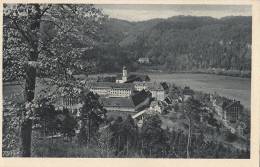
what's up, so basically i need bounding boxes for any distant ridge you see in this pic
[87,15,252,74]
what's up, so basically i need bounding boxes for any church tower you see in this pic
[122,66,127,82]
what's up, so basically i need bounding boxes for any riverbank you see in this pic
[136,67,251,78]
[172,69,250,78]
[148,73,250,109]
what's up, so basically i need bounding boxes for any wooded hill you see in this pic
[88,16,251,74]
[4,15,251,75]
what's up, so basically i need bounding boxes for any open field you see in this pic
[148,73,251,109]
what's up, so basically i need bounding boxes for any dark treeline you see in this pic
[10,15,251,75]
[5,14,251,75]
[84,15,251,74]
[98,114,249,158]
[16,85,248,158]
[30,113,249,158]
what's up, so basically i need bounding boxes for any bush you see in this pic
[225,132,238,142]
[32,137,100,157]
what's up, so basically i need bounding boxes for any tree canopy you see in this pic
[3,4,105,157]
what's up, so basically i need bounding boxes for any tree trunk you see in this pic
[126,138,129,156]
[21,4,41,157]
[186,118,191,158]
[87,117,91,145]
[21,63,37,157]
[140,139,143,156]
[21,119,32,157]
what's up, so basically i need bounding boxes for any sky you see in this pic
[96,4,251,22]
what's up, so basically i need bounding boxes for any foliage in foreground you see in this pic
[3,3,105,157]
[31,115,249,158]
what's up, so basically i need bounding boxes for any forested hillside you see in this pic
[6,15,250,75]
[86,16,251,74]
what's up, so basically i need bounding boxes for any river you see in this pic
[148,73,251,109]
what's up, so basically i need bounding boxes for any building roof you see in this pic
[100,90,151,108]
[131,90,151,106]
[148,82,164,91]
[111,83,134,90]
[100,97,135,108]
[90,82,134,90]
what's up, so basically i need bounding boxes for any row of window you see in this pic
[62,98,79,106]
[92,88,131,94]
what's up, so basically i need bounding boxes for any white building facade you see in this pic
[90,82,134,98]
